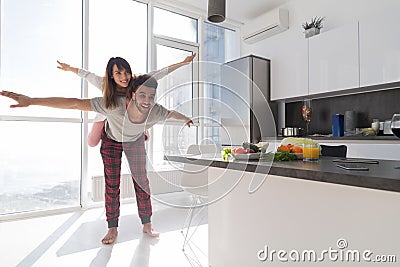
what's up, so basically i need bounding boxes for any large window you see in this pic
[0,0,82,214]
[0,0,82,118]
[153,7,197,43]
[201,22,240,145]
[151,44,198,167]
[86,0,148,199]
[0,0,240,215]
[149,8,199,170]
[0,122,81,214]
[87,0,147,99]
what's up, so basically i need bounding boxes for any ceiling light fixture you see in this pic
[207,0,225,23]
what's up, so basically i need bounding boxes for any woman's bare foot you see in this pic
[102,227,118,245]
[143,223,160,237]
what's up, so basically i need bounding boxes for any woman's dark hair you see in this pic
[130,74,158,96]
[103,57,133,109]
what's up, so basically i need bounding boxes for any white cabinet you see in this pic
[271,14,400,100]
[309,22,359,95]
[270,34,308,100]
[359,11,400,87]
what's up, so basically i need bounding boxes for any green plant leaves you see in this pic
[302,16,325,30]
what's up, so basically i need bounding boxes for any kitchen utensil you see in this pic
[282,127,303,137]
[379,121,384,135]
[384,120,393,135]
[391,114,400,138]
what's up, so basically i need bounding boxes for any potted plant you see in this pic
[302,16,325,38]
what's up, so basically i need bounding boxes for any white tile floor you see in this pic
[0,192,208,267]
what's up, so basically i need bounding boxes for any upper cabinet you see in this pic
[270,12,400,101]
[270,34,308,100]
[308,22,359,95]
[359,11,400,87]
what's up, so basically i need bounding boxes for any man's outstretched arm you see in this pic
[166,110,193,127]
[0,90,92,111]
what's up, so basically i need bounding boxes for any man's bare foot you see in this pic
[143,223,160,237]
[102,227,118,245]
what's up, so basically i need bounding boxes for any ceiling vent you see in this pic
[242,8,289,44]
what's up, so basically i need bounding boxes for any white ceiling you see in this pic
[162,0,291,24]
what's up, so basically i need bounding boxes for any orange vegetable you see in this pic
[291,146,303,154]
[278,144,303,154]
[277,145,291,152]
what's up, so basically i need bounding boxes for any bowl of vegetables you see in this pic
[221,142,270,161]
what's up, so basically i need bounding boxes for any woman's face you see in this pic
[112,64,132,88]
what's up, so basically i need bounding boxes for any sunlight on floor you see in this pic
[0,192,208,267]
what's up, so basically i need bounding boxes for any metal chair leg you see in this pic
[181,196,207,266]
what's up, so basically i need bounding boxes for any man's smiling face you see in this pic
[132,85,156,114]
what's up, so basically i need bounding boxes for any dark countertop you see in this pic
[309,135,399,140]
[165,154,400,193]
[264,135,400,141]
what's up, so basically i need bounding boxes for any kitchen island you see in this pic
[166,154,400,266]
[166,155,400,193]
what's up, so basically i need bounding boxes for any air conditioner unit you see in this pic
[242,8,289,44]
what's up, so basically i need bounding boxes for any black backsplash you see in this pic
[285,88,400,135]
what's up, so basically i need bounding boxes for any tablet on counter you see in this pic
[336,163,369,171]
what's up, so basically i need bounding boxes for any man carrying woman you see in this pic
[56,54,196,147]
[1,57,193,244]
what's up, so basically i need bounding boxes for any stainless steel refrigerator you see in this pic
[220,55,277,146]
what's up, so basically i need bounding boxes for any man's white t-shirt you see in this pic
[78,68,168,123]
[90,96,168,142]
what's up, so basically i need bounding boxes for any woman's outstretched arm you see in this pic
[148,53,197,80]
[56,60,79,74]
[57,60,103,90]
[165,53,196,74]
[0,90,92,111]
[57,53,196,86]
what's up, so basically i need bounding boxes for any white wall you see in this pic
[241,0,400,58]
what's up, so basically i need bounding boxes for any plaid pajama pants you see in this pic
[100,129,152,228]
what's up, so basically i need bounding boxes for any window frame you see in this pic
[0,0,85,217]
[149,34,199,163]
[0,0,241,219]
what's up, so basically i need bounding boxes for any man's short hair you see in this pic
[131,74,158,94]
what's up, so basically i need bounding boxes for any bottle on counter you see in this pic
[378,121,384,136]
[332,114,344,137]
